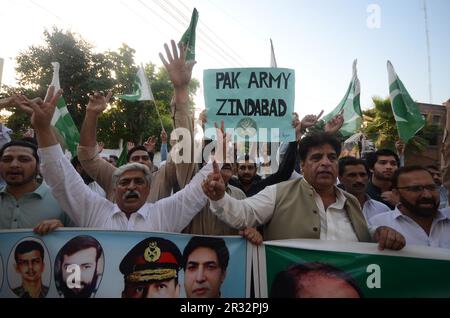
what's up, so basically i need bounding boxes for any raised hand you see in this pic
[98,141,105,153]
[15,86,62,131]
[161,129,168,144]
[202,161,226,201]
[86,91,112,115]
[395,140,405,155]
[144,136,157,152]
[159,40,196,89]
[301,110,324,129]
[325,111,344,134]
[127,141,135,150]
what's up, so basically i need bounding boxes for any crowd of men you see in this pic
[1,38,449,298]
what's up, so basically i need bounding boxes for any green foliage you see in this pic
[5,27,199,149]
[363,97,440,154]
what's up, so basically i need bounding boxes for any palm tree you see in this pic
[363,97,440,154]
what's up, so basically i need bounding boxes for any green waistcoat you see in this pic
[263,178,372,242]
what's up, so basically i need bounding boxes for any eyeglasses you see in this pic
[396,184,438,193]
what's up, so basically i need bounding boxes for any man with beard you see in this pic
[12,240,49,298]
[366,149,400,209]
[54,235,104,298]
[370,166,450,249]
[0,140,71,231]
[338,157,390,225]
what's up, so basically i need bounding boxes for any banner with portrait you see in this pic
[258,239,450,298]
[204,68,295,143]
[0,229,252,298]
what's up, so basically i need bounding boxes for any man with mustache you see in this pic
[14,86,213,233]
[12,240,48,298]
[338,157,390,225]
[370,166,450,248]
[0,140,71,231]
[203,132,405,250]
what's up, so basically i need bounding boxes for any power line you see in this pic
[170,0,249,65]
[135,0,226,66]
[28,0,65,24]
[147,0,241,66]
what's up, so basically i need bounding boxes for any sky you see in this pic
[1,0,449,117]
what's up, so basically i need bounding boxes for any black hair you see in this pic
[15,240,44,262]
[366,149,400,170]
[391,165,433,189]
[298,132,341,162]
[127,145,153,162]
[270,262,363,298]
[0,140,39,164]
[338,157,369,177]
[182,236,229,272]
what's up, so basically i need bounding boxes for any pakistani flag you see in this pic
[117,140,128,167]
[387,61,425,142]
[322,59,362,137]
[180,8,199,61]
[48,62,80,157]
[117,65,154,101]
[270,39,277,68]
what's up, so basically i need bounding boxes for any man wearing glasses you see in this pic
[370,166,450,249]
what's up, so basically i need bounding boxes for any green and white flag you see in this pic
[117,64,154,102]
[48,62,80,157]
[387,61,425,142]
[270,39,277,68]
[180,8,199,61]
[117,139,128,167]
[322,59,362,137]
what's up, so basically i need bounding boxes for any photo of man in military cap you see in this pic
[119,237,182,298]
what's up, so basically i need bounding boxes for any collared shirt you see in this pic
[363,197,391,226]
[369,207,450,249]
[39,145,211,232]
[210,179,358,242]
[439,185,448,209]
[12,285,49,298]
[313,186,358,242]
[0,182,71,229]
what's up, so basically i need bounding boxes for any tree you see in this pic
[4,27,199,148]
[363,97,440,154]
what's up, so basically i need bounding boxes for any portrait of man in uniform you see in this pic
[120,237,183,298]
[10,239,49,298]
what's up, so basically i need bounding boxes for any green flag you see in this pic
[48,62,80,157]
[322,59,362,137]
[117,64,154,102]
[117,140,128,167]
[387,61,425,142]
[180,8,199,61]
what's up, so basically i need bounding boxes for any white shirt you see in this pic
[39,144,211,232]
[363,197,391,226]
[210,180,359,242]
[369,207,450,249]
